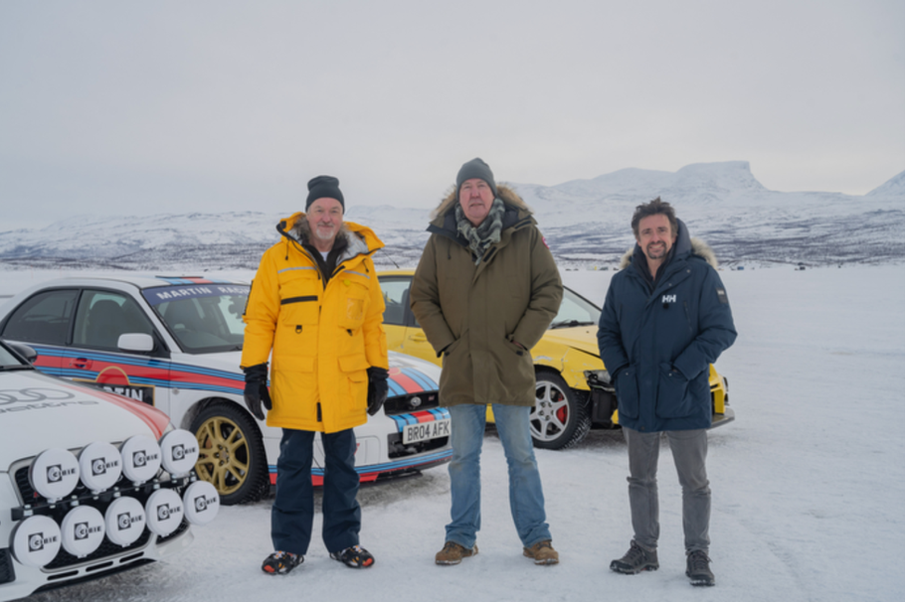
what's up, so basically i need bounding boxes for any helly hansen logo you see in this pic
[661,294,677,304]
[716,287,729,304]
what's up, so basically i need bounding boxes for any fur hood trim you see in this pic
[431,183,532,220]
[619,237,718,270]
[276,212,381,259]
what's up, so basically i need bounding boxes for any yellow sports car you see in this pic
[378,270,733,449]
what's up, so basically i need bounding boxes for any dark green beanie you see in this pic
[456,158,498,197]
[306,175,345,210]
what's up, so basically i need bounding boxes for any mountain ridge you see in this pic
[2,162,902,270]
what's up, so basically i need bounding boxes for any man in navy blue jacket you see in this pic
[598,198,736,587]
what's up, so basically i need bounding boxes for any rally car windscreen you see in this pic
[142,284,249,354]
[550,287,601,328]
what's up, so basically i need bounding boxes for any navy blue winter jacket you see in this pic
[597,220,737,432]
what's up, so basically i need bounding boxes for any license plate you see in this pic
[402,418,451,444]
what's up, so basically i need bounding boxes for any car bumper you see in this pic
[710,407,736,429]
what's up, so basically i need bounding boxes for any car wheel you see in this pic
[530,371,591,450]
[190,402,268,505]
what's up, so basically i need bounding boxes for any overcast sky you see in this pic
[1,0,903,231]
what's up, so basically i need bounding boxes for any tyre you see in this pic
[190,402,268,505]
[530,371,591,450]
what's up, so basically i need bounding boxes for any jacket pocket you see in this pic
[278,268,320,325]
[339,353,370,409]
[655,363,692,418]
[337,275,371,329]
[270,356,317,420]
[614,365,640,419]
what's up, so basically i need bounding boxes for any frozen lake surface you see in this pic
[5,264,903,602]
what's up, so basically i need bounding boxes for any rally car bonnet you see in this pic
[0,370,170,468]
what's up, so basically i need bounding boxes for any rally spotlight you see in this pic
[11,515,62,568]
[78,441,122,493]
[182,481,220,526]
[144,488,185,537]
[104,496,147,547]
[158,429,199,477]
[60,505,106,557]
[29,448,80,502]
[120,435,162,484]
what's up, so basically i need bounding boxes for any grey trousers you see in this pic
[623,427,711,554]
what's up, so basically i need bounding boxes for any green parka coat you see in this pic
[410,185,563,407]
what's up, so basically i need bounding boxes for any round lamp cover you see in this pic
[145,488,185,537]
[183,480,220,526]
[159,429,200,476]
[29,448,80,501]
[104,496,147,546]
[120,435,162,484]
[79,441,122,492]
[12,515,62,567]
[60,505,106,557]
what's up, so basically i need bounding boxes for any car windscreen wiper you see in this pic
[0,365,34,371]
[549,320,596,329]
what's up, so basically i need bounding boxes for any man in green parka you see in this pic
[410,158,563,566]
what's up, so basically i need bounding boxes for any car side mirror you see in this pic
[118,333,155,353]
[8,342,38,363]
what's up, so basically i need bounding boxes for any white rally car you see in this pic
[0,339,220,601]
[0,276,452,505]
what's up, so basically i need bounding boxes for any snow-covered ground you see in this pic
[7,264,905,602]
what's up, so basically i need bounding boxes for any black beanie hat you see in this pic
[456,158,498,197]
[306,175,345,210]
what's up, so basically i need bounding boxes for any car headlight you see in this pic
[12,515,62,568]
[159,429,200,477]
[29,448,80,502]
[145,488,186,537]
[78,441,123,493]
[104,496,147,547]
[60,505,106,557]
[584,369,613,389]
[120,435,163,484]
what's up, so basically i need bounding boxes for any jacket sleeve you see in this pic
[410,236,456,356]
[511,227,563,350]
[597,276,629,377]
[672,266,737,380]
[364,258,389,370]
[240,247,280,368]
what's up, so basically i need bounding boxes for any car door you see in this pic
[68,289,169,409]
[378,276,441,366]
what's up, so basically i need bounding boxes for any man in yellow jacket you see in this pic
[241,175,389,574]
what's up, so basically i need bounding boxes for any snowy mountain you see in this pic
[1,162,902,270]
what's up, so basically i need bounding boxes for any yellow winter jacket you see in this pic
[241,213,388,433]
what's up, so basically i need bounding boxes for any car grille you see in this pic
[383,391,440,416]
[46,531,151,572]
[0,549,14,585]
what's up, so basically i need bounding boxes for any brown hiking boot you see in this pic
[523,540,559,565]
[435,541,478,565]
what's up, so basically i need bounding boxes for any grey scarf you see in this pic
[455,198,505,265]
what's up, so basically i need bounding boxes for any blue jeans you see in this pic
[445,404,551,549]
[271,428,361,556]
[623,427,711,554]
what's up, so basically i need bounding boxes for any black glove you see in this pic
[243,363,272,421]
[366,367,389,416]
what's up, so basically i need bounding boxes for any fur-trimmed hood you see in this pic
[618,219,718,270]
[430,183,533,221]
[275,211,383,262]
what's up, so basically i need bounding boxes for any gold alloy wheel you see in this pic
[194,414,251,496]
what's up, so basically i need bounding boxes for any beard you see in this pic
[313,223,337,241]
[644,241,668,260]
